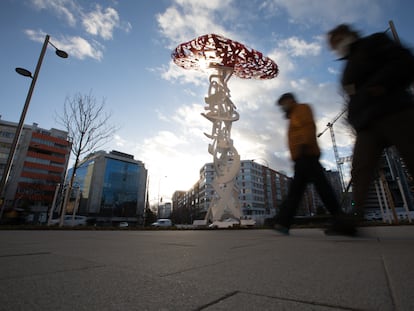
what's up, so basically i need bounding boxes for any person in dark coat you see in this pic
[327,24,414,220]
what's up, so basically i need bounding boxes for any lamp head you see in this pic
[15,67,32,78]
[55,49,68,58]
[47,40,68,58]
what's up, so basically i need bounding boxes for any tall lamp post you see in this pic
[157,175,167,217]
[0,34,68,220]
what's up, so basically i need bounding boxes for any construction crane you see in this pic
[317,108,348,191]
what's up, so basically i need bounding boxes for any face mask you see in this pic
[280,103,292,119]
[333,35,355,59]
[280,104,289,113]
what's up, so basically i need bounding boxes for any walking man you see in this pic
[274,93,355,235]
[327,24,414,221]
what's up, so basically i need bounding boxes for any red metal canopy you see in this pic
[172,34,278,79]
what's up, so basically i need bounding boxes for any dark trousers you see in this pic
[352,108,414,211]
[277,156,341,228]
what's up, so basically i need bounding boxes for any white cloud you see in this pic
[61,36,104,61]
[161,61,207,86]
[23,29,47,42]
[278,37,322,57]
[263,0,386,27]
[82,5,120,40]
[171,103,209,131]
[175,0,233,11]
[28,0,130,61]
[31,0,125,40]
[151,131,188,148]
[156,0,236,49]
[23,29,104,61]
[328,66,339,75]
[31,0,79,26]
[134,128,210,202]
[113,134,127,147]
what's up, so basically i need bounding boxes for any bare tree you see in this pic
[56,91,117,225]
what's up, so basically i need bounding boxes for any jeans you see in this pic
[277,156,341,228]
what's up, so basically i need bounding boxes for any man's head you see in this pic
[327,24,359,59]
[277,92,297,119]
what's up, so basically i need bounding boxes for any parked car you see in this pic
[49,215,88,226]
[209,218,240,229]
[151,219,173,227]
[118,222,129,228]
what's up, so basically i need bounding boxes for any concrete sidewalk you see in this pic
[0,226,413,310]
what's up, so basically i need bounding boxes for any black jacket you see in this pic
[341,32,414,131]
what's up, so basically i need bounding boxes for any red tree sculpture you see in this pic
[172,34,278,226]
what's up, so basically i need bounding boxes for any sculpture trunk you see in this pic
[202,67,241,222]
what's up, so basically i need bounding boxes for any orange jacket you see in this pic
[287,103,320,161]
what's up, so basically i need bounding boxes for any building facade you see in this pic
[172,160,294,224]
[158,202,172,219]
[0,117,71,221]
[362,148,414,217]
[171,160,348,225]
[305,169,343,216]
[67,150,148,225]
[237,160,291,219]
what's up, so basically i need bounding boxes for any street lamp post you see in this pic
[157,175,167,217]
[0,34,68,220]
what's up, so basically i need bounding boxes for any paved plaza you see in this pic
[0,226,413,310]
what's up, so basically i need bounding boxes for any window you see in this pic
[101,159,140,216]
[0,131,14,138]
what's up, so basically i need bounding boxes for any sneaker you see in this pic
[273,224,289,235]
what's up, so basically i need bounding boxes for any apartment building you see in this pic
[172,160,294,224]
[0,117,70,220]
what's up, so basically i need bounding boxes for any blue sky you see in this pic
[1,0,413,204]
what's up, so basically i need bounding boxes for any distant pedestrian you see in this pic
[274,93,355,235]
[327,24,414,221]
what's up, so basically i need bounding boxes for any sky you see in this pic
[1,0,414,205]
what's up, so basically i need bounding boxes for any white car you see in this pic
[209,218,240,229]
[151,219,173,227]
[49,215,87,226]
[118,222,129,228]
